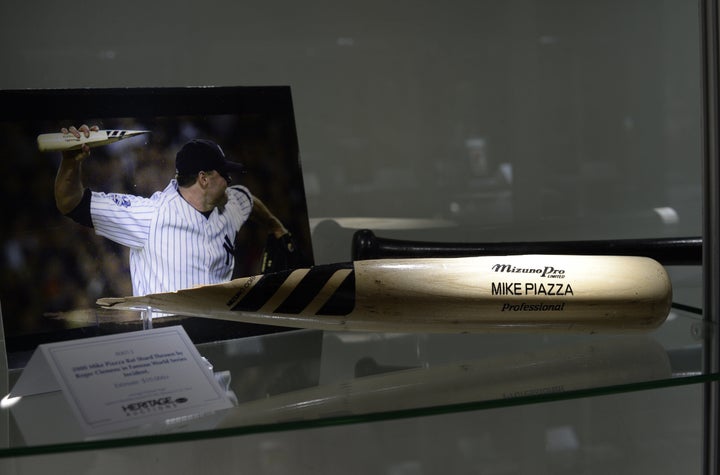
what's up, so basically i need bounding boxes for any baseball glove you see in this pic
[261,232,303,273]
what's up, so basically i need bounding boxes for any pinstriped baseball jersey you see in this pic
[90,179,253,296]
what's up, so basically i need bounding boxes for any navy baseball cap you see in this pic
[175,139,245,181]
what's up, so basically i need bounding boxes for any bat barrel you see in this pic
[99,253,674,334]
[352,229,702,266]
[37,130,150,152]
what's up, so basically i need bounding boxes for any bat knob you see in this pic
[352,229,379,260]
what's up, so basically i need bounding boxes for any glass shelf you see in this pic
[0,304,713,458]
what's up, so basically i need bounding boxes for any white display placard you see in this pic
[10,326,234,435]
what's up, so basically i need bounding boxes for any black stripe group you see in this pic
[230,263,355,316]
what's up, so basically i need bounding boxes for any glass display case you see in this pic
[0,300,713,465]
[0,0,717,473]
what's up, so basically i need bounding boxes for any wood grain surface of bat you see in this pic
[37,129,149,152]
[98,254,673,334]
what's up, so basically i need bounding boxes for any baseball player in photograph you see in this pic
[54,124,295,296]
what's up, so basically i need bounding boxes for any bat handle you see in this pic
[352,229,702,266]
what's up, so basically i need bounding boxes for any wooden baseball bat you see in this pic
[37,129,150,152]
[98,254,672,334]
[352,229,702,265]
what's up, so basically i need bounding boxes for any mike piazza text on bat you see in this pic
[491,282,574,296]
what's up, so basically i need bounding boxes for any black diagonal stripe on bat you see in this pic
[273,263,354,315]
[315,269,355,316]
[230,268,296,312]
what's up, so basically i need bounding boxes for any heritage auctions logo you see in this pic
[491,263,566,279]
[122,396,188,416]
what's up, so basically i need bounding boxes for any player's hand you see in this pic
[261,231,302,273]
[61,124,99,161]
